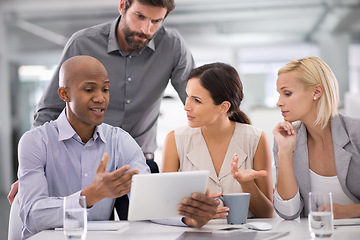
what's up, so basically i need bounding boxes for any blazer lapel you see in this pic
[331,116,358,202]
[293,123,311,202]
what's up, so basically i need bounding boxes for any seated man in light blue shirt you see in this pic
[18,55,148,239]
[18,55,218,239]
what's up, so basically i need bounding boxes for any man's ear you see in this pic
[58,87,70,102]
[119,0,125,15]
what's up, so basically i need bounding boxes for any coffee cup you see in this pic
[217,193,250,224]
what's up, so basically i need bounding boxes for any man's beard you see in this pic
[121,18,153,51]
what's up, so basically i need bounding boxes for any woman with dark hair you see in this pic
[162,62,274,218]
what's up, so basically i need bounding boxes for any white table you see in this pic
[28,218,360,240]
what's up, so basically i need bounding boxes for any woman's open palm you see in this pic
[231,154,267,183]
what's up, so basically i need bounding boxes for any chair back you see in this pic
[8,194,22,240]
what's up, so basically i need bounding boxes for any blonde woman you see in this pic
[273,56,360,220]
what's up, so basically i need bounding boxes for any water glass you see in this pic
[63,195,87,239]
[308,192,334,238]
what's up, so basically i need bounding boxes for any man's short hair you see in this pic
[124,0,175,18]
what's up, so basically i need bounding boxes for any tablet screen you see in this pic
[128,170,209,221]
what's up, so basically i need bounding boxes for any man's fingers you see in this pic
[95,169,137,199]
[178,193,218,227]
[181,193,218,211]
[115,185,132,198]
[178,204,215,228]
[113,172,134,189]
[110,166,137,179]
[7,192,15,205]
[178,205,207,221]
[96,153,109,173]
[7,180,19,205]
[109,168,139,195]
[193,193,219,207]
[111,170,140,198]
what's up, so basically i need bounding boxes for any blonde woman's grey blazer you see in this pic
[273,114,360,219]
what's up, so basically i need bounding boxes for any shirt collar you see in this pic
[57,109,76,141]
[107,16,156,55]
[57,109,107,144]
[108,16,121,53]
[95,124,107,143]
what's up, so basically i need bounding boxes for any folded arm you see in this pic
[333,204,360,219]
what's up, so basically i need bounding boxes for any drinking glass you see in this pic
[63,195,87,239]
[308,192,334,238]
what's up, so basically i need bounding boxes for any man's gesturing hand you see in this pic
[82,153,139,207]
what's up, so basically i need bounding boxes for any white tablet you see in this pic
[128,170,209,221]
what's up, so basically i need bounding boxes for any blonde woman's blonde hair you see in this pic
[278,56,339,129]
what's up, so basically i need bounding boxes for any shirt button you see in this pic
[84,173,88,177]
[127,77,132,82]
[129,56,132,59]
[126,99,131,104]
[84,147,86,150]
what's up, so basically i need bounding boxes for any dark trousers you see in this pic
[112,153,158,220]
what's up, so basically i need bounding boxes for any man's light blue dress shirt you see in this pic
[18,110,150,239]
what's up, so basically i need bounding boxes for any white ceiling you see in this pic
[1,0,360,65]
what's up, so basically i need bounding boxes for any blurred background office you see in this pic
[1,0,360,238]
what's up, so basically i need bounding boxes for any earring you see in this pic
[313,96,317,100]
